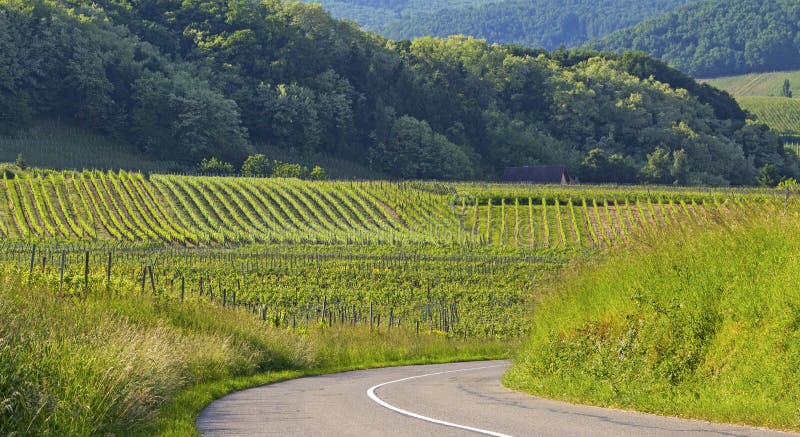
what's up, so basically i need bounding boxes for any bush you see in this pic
[309,166,327,180]
[198,157,235,175]
[14,153,26,170]
[271,162,309,179]
[241,154,272,177]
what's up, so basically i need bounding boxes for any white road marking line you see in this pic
[366,364,514,437]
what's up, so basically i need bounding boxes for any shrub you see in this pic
[198,157,235,175]
[14,153,26,170]
[271,162,309,179]
[309,166,327,180]
[241,154,272,177]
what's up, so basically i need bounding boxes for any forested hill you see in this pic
[308,0,691,50]
[588,0,800,77]
[0,0,796,185]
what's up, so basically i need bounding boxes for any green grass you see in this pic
[702,70,800,97]
[0,119,180,172]
[505,205,800,430]
[736,96,800,136]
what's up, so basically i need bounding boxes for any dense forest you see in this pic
[0,0,795,185]
[589,0,800,77]
[309,0,691,50]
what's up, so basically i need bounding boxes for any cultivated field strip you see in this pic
[0,171,788,247]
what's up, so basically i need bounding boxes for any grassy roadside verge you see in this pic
[0,269,513,436]
[505,209,800,430]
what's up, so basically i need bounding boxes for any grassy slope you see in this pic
[0,265,511,436]
[0,118,379,178]
[736,96,800,136]
[702,70,800,97]
[0,119,180,172]
[505,207,800,430]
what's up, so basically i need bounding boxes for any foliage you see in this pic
[309,166,328,180]
[590,0,800,77]
[309,0,689,50]
[197,158,235,176]
[13,152,24,169]
[758,163,779,187]
[241,154,273,178]
[777,177,798,191]
[369,115,473,180]
[782,79,793,98]
[0,0,790,183]
[271,162,309,179]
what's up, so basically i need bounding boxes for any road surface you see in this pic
[197,360,795,436]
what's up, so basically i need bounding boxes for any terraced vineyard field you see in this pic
[737,96,800,136]
[0,171,461,245]
[702,70,800,97]
[0,170,789,248]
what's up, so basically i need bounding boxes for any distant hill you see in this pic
[308,0,691,50]
[589,0,800,77]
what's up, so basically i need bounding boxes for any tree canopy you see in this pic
[306,0,690,51]
[0,0,795,185]
[589,0,800,77]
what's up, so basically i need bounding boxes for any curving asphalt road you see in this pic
[197,360,797,436]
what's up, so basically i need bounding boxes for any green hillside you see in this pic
[736,97,800,137]
[702,71,800,97]
[0,120,180,172]
[348,0,690,50]
[589,0,800,77]
[0,0,792,185]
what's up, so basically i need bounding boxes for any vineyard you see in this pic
[1,168,793,435]
[0,170,788,249]
[702,70,800,97]
[736,96,800,136]
[0,170,789,339]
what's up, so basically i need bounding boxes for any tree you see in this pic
[309,166,328,180]
[782,79,793,98]
[241,154,272,177]
[671,149,689,185]
[758,163,779,187]
[14,153,26,170]
[641,147,672,184]
[368,115,473,180]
